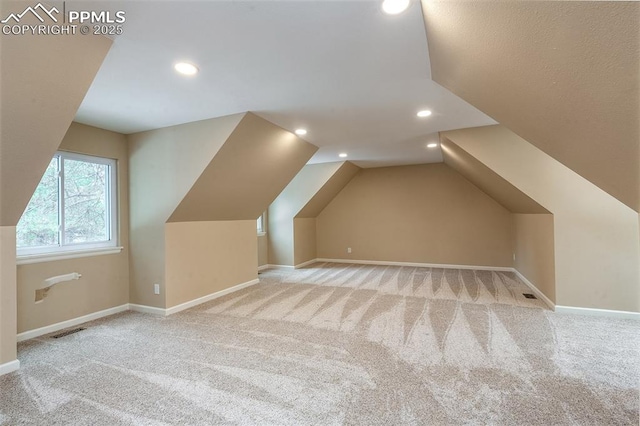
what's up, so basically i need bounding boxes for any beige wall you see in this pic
[17,123,130,334]
[514,214,556,303]
[293,218,317,266]
[316,164,514,267]
[268,162,359,266]
[127,114,243,308]
[0,227,17,364]
[423,1,639,211]
[443,125,640,312]
[165,221,257,308]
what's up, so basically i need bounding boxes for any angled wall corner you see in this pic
[441,133,555,303]
[422,1,639,211]
[164,113,317,307]
[168,112,318,222]
[0,24,113,226]
[442,125,639,312]
[441,138,548,214]
[129,112,317,309]
[127,113,245,308]
[296,162,361,219]
[268,161,360,267]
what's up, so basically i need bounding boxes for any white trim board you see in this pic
[264,264,295,270]
[18,279,261,344]
[294,259,318,269]
[165,278,259,315]
[315,258,513,272]
[17,304,129,342]
[257,264,270,272]
[131,278,260,316]
[129,303,166,316]
[512,269,555,310]
[555,306,639,320]
[0,360,20,376]
[17,246,124,265]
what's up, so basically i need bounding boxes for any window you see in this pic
[17,151,118,257]
[257,214,265,235]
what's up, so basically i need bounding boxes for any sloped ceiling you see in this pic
[0,7,112,225]
[168,113,317,222]
[297,162,361,218]
[422,1,639,212]
[441,136,549,214]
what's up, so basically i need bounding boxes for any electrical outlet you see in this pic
[347,247,352,254]
[513,253,516,261]
[154,283,160,295]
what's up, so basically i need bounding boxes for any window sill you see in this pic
[257,232,266,237]
[17,246,124,265]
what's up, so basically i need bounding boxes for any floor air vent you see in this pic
[523,293,537,299]
[51,328,85,338]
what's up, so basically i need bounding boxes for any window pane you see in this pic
[63,158,109,244]
[17,158,60,248]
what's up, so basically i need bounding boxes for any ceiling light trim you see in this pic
[382,0,410,15]
[174,62,199,76]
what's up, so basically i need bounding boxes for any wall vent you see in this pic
[51,328,85,338]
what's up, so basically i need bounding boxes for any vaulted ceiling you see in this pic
[73,0,494,168]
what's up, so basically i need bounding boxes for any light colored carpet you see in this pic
[1,262,638,425]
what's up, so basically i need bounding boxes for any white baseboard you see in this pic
[0,359,20,376]
[17,304,129,342]
[165,278,259,315]
[555,305,639,320]
[512,269,555,310]
[265,264,295,270]
[294,259,318,269]
[129,303,167,316]
[315,258,513,272]
[17,279,262,342]
[130,278,260,316]
[257,264,270,271]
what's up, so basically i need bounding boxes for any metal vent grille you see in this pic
[51,328,85,339]
[523,293,537,299]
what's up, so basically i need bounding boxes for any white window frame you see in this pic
[16,151,119,260]
[257,213,266,236]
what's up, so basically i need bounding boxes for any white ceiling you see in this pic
[75,0,495,167]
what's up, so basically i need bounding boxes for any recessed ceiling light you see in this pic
[339,153,348,158]
[295,129,307,136]
[382,0,410,15]
[417,110,432,118]
[174,62,198,76]
[427,143,438,148]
